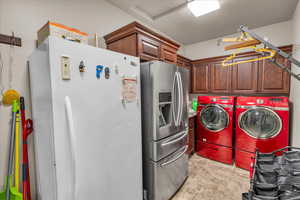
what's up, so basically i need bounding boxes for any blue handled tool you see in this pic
[96,65,104,79]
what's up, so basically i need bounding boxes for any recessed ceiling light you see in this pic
[188,0,220,17]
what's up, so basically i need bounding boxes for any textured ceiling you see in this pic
[106,0,299,45]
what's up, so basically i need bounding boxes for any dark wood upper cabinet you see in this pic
[138,34,160,61]
[105,23,291,96]
[210,61,231,93]
[104,22,180,63]
[106,34,137,57]
[232,56,259,93]
[161,44,177,64]
[259,52,291,94]
[192,63,210,93]
[191,45,292,95]
[177,55,192,92]
[177,55,192,69]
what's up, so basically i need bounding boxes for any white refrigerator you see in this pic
[29,37,143,200]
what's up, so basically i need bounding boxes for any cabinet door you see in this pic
[232,56,259,93]
[161,45,177,64]
[106,34,137,57]
[138,35,160,61]
[259,55,290,94]
[210,62,231,93]
[187,117,195,156]
[192,63,210,93]
[186,63,192,93]
[177,58,185,67]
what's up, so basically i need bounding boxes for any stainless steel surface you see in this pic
[177,72,183,127]
[177,67,189,131]
[141,61,184,141]
[160,146,188,167]
[141,61,190,200]
[144,147,188,200]
[152,130,188,162]
[172,74,177,127]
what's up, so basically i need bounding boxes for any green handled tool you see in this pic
[0,100,22,200]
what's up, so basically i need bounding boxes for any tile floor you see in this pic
[172,154,250,200]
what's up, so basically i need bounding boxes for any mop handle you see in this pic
[6,100,18,200]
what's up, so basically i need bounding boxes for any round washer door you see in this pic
[239,107,282,139]
[200,105,229,132]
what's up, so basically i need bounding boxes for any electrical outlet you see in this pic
[61,56,71,80]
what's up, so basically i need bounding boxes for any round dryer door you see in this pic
[200,105,229,132]
[239,107,282,139]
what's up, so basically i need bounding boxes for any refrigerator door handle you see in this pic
[172,73,178,126]
[175,72,182,126]
[177,72,184,126]
[160,145,188,167]
[161,131,188,146]
[65,96,77,200]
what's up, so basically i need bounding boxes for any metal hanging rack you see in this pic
[224,25,300,81]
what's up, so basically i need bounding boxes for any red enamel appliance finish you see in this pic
[196,141,233,165]
[196,96,234,147]
[235,149,255,171]
[235,96,290,170]
[196,96,235,164]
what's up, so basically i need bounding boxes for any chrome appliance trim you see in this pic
[177,72,184,126]
[162,131,188,147]
[238,106,283,139]
[172,73,177,126]
[160,145,188,167]
[199,104,230,133]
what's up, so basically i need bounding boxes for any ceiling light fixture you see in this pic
[188,0,220,17]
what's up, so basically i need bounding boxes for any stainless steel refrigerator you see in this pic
[140,61,189,200]
[29,36,143,200]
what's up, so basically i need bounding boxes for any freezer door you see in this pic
[150,62,183,141]
[144,145,188,200]
[152,130,188,161]
[29,37,143,200]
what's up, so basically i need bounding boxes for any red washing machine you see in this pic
[196,96,234,164]
[235,96,289,170]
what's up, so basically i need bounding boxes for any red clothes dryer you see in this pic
[235,96,289,170]
[196,96,234,164]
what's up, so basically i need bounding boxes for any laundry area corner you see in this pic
[1,0,300,200]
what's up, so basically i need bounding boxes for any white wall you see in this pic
[183,21,293,60]
[0,0,179,199]
[290,1,300,147]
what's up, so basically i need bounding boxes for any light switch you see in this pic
[61,56,71,80]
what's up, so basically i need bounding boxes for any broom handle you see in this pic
[15,111,20,191]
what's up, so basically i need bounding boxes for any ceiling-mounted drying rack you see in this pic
[0,32,22,47]
[221,25,300,81]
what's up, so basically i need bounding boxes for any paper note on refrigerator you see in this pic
[122,77,137,102]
